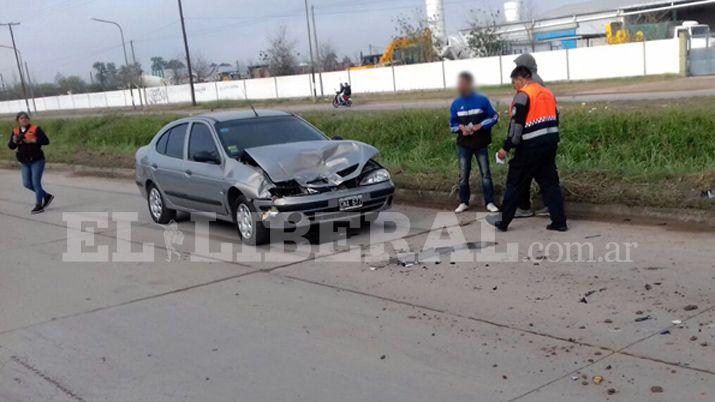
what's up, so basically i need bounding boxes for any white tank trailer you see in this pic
[425,0,447,43]
[503,0,522,24]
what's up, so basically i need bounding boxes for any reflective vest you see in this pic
[518,83,559,143]
[13,124,39,143]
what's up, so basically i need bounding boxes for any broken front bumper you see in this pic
[253,180,395,226]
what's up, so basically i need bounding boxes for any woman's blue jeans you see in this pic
[458,145,494,206]
[20,159,47,205]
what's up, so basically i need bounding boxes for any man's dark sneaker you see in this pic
[42,193,54,209]
[547,223,568,232]
[535,207,550,217]
[493,221,508,232]
[514,208,535,218]
[485,215,508,232]
[31,204,45,215]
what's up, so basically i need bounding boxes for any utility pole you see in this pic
[0,23,31,114]
[177,0,196,106]
[304,0,317,98]
[311,5,324,97]
[130,40,145,107]
[90,17,136,109]
[0,73,5,92]
[24,61,36,113]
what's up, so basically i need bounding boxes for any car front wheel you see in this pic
[147,184,176,224]
[234,199,270,245]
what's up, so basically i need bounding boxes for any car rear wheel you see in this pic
[233,198,270,245]
[147,184,176,224]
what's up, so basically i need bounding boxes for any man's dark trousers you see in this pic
[500,144,566,228]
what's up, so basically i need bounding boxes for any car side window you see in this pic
[189,123,219,162]
[165,123,188,159]
[155,130,170,154]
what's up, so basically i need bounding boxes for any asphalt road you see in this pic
[0,169,713,402]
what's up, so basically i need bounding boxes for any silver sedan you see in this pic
[135,110,395,244]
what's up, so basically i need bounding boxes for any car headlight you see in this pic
[359,168,391,186]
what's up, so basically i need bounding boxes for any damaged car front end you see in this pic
[240,140,394,226]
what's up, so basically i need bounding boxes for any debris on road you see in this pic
[607,388,616,395]
[634,315,652,322]
[651,385,664,393]
[702,189,714,200]
[579,288,607,304]
[684,304,698,311]
[672,319,683,325]
[593,375,603,385]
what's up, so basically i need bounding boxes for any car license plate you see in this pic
[339,195,363,211]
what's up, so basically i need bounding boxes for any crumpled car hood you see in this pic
[243,140,379,187]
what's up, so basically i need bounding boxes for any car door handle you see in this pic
[150,163,158,170]
[184,170,192,176]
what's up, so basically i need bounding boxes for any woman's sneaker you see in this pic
[31,204,45,215]
[42,193,54,209]
[454,203,470,213]
[486,203,500,213]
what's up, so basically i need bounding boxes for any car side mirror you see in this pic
[193,150,220,164]
[332,135,344,141]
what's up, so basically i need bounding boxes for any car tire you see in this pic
[233,198,270,245]
[147,184,176,224]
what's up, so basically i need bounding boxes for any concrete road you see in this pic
[0,169,713,402]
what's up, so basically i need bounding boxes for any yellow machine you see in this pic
[607,22,645,44]
[351,29,434,70]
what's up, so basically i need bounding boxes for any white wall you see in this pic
[645,39,680,75]
[445,56,503,87]
[245,77,276,99]
[321,70,349,95]
[216,80,247,100]
[276,74,312,98]
[568,42,646,80]
[394,62,444,91]
[349,67,395,93]
[0,39,681,114]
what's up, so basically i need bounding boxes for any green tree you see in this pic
[164,59,185,84]
[467,7,506,57]
[55,74,88,94]
[260,25,299,76]
[150,56,167,77]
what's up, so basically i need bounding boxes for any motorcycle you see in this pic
[332,92,353,108]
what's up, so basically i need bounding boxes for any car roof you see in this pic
[196,109,292,122]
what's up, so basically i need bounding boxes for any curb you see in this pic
[395,188,715,229]
[1,160,135,179]
[3,161,713,229]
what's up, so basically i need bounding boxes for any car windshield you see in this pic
[215,116,328,157]
[692,26,710,37]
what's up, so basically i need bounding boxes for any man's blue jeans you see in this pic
[20,159,47,205]
[458,145,494,206]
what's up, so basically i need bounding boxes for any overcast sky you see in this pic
[0,0,581,83]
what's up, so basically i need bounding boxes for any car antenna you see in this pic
[249,103,259,117]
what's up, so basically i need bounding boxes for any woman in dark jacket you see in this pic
[7,111,54,214]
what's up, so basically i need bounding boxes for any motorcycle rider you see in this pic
[335,82,352,106]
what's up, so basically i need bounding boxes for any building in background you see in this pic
[489,0,715,54]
